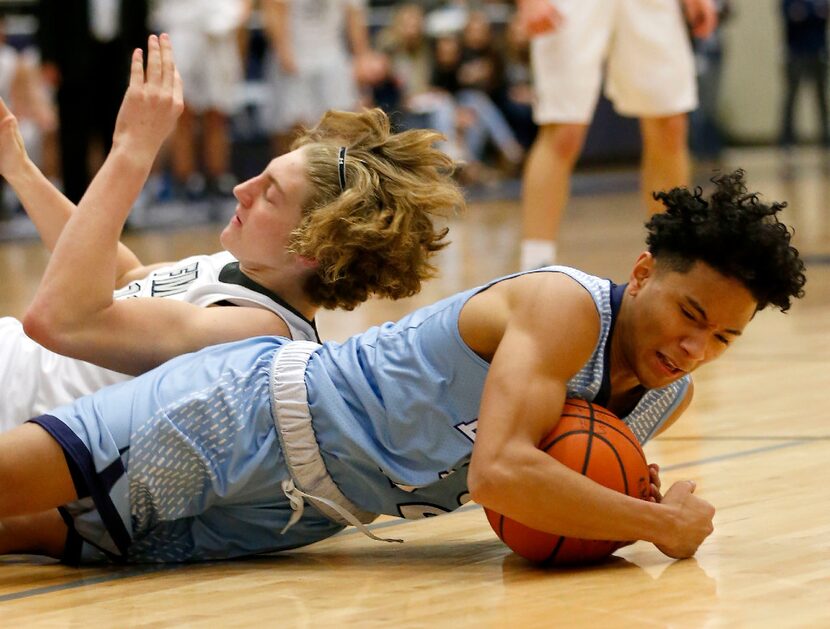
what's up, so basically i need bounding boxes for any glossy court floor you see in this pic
[0,148,828,626]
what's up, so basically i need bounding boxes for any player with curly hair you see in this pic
[646,169,805,312]
[0,160,805,562]
[0,34,462,430]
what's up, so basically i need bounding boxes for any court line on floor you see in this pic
[0,564,187,603]
[0,436,816,604]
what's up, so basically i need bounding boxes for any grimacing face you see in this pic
[620,253,758,390]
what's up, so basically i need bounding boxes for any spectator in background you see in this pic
[457,10,524,169]
[374,4,434,120]
[152,0,252,201]
[690,0,731,161]
[37,0,148,203]
[780,0,829,147]
[261,0,380,155]
[0,16,57,219]
[516,0,718,271]
[500,15,537,151]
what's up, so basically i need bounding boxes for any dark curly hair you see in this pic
[646,169,806,312]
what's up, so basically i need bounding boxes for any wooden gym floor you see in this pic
[0,148,828,626]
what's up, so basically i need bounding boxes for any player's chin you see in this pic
[218,225,235,249]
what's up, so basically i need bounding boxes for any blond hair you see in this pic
[290,108,464,310]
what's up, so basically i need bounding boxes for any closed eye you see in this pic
[680,307,696,322]
[263,185,276,205]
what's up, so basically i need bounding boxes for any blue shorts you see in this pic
[32,337,343,564]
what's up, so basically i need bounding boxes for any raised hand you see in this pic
[0,98,30,179]
[112,33,184,162]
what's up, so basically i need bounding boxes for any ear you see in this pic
[628,252,655,296]
[298,255,318,270]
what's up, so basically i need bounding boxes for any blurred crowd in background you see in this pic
[0,0,826,221]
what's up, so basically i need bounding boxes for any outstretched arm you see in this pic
[0,101,148,286]
[23,34,291,376]
[464,273,714,559]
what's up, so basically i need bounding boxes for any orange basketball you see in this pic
[484,398,650,565]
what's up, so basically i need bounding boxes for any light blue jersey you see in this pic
[306,266,690,520]
[35,266,688,563]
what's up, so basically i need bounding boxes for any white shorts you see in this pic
[262,52,358,134]
[530,0,697,123]
[0,317,129,432]
[166,26,243,115]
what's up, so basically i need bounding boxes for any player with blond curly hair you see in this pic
[0,34,463,430]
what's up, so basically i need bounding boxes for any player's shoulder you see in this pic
[504,267,603,313]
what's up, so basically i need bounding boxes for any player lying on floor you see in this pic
[0,165,805,563]
[0,33,462,430]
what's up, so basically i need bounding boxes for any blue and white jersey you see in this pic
[306,266,690,520]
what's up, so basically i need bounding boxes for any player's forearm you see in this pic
[470,447,675,545]
[28,149,150,327]
[3,155,143,279]
[3,157,71,251]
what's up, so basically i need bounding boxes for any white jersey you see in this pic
[0,251,319,430]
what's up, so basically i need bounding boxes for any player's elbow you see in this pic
[22,300,73,353]
[468,453,513,508]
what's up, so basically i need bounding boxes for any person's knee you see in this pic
[537,124,587,163]
[642,114,689,156]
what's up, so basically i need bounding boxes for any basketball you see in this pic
[484,398,650,566]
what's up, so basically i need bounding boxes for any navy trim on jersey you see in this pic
[58,509,84,566]
[594,282,628,408]
[28,415,132,559]
[218,262,318,335]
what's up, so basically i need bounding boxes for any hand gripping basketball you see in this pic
[484,398,650,566]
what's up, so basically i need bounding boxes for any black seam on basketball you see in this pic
[588,432,631,495]
[543,535,567,565]
[558,411,617,423]
[557,404,645,465]
[498,514,505,541]
[540,429,594,452]
[581,402,596,475]
[588,418,647,463]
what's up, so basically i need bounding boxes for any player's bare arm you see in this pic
[463,272,715,557]
[26,298,290,376]
[0,99,149,285]
[23,34,191,373]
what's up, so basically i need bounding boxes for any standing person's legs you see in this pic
[640,113,690,215]
[203,109,230,180]
[810,56,830,144]
[521,122,588,268]
[780,56,801,146]
[608,0,696,215]
[520,0,611,270]
[171,105,199,188]
[202,32,245,194]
